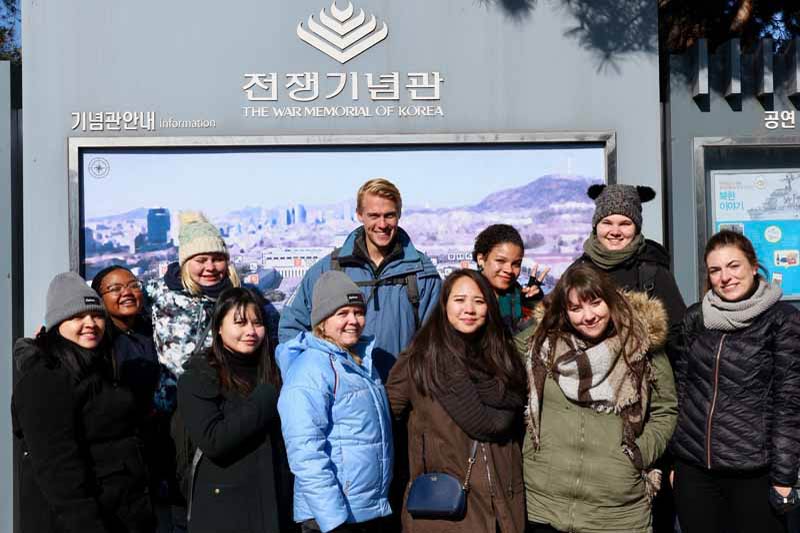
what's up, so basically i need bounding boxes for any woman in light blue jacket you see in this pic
[277,271,393,533]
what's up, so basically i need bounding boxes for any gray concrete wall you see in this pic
[668,41,800,303]
[22,0,663,332]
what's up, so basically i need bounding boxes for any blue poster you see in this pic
[711,170,800,300]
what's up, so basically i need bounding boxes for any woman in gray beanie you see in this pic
[277,271,394,533]
[11,272,154,533]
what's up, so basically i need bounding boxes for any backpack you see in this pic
[330,247,422,329]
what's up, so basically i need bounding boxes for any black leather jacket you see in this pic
[670,300,800,485]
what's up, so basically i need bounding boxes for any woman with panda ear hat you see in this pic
[572,183,686,533]
[574,183,686,339]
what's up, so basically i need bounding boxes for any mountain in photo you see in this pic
[87,207,149,223]
[472,174,600,211]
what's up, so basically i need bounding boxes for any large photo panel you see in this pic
[72,135,611,309]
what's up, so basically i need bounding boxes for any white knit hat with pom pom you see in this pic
[177,211,228,266]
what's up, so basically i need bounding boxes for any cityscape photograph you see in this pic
[82,145,605,308]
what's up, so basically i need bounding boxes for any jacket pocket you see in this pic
[340,444,382,501]
[191,482,251,532]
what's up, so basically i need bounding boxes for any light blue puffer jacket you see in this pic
[277,332,393,533]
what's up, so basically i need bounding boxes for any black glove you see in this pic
[768,486,800,514]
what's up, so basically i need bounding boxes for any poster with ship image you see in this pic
[79,143,606,309]
[711,169,800,300]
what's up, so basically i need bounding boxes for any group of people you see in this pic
[11,178,800,533]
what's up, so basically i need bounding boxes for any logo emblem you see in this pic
[88,157,110,179]
[297,1,389,64]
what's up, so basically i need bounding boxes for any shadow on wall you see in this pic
[479,0,658,73]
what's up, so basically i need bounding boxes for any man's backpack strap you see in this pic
[404,272,421,329]
[330,247,343,272]
[328,247,421,328]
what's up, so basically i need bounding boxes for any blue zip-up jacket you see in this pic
[278,227,441,379]
[277,332,394,533]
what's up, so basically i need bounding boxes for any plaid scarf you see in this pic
[526,320,662,500]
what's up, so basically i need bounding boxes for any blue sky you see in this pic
[83,144,605,217]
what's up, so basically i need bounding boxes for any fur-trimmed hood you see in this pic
[529,290,668,353]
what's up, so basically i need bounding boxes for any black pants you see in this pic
[673,459,786,533]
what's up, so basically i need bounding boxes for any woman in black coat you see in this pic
[92,265,176,531]
[671,230,800,532]
[177,287,290,533]
[11,272,154,533]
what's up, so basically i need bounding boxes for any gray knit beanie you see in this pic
[45,272,106,329]
[588,184,656,231]
[311,271,366,328]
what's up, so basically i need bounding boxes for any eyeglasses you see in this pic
[101,280,144,295]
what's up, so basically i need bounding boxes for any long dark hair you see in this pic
[405,269,525,396]
[35,321,113,381]
[207,287,281,395]
[530,263,643,369]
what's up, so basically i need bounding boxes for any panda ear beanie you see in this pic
[587,184,656,232]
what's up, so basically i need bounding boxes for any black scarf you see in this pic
[434,346,525,442]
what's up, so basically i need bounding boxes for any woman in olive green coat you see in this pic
[520,264,677,533]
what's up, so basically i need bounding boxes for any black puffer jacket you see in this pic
[670,301,800,486]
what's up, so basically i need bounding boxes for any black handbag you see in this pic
[406,436,479,519]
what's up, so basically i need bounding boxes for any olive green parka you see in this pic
[518,292,678,533]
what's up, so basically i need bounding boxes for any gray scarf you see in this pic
[702,279,782,331]
[582,233,646,270]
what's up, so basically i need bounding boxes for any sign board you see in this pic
[710,169,800,299]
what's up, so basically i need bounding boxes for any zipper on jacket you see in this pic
[480,444,496,497]
[706,334,726,469]
[568,411,586,533]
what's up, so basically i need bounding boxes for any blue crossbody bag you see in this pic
[406,435,479,519]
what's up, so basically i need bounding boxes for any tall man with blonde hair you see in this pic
[278,178,441,378]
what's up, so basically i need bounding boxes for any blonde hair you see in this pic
[312,321,362,364]
[180,260,241,297]
[356,178,402,217]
